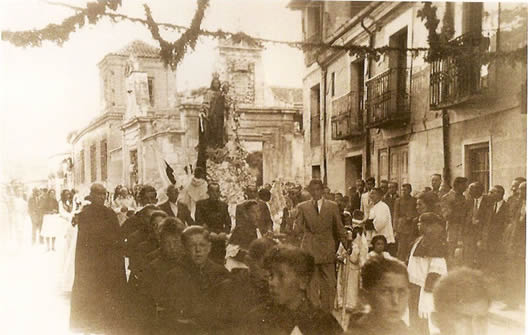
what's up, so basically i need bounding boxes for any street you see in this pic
[0,244,72,335]
[0,242,523,335]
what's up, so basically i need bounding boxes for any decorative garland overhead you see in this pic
[1,0,121,47]
[144,0,209,70]
[1,0,526,67]
[417,1,527,65]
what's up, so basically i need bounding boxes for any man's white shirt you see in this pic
[316,198,323,213]
[169,201,178,217]
[368,200,395,243]
[495,199,504,213]
[360,192,371,217]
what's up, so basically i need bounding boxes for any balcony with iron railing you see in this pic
[429,32,488,109]
[366,68,411,128]
[331,91,363,140]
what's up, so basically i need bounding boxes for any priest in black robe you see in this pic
[70,183,126,334]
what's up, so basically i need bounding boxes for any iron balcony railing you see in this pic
[366,68,411,128]
[331,91,363,140]
[430,33,486,109]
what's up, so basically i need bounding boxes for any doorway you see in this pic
[345,155,363,192]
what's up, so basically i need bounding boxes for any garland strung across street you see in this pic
[1,0,122,47]
[416,1,527,65]
[144,1,209,70]
[1,0,526,67]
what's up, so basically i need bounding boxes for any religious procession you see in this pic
[0,1,527,335]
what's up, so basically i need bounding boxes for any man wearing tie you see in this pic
[485,185,510,274]
[294,179,346,312]
[464,182,493,268]
[159,185,194,226]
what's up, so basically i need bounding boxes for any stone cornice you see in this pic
[141,128,186,142]
[238,106,302,113]
[120,115,161,131]
[72,112,123,144]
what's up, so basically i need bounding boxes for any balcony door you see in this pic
[389,28,408,112]
[350,59,365,126]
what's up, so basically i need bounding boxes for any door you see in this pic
[389,145,409,188]
[389,27,408,113]
[312,165,321,180]
[466,143,490,192]
[345,155,363,192]
[378,148,389,184]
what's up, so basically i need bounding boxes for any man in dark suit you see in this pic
[383,181,399,219]
[256,188,273,234]
[441,177,471,266]
[235,185,257,231]
[159,184,194,226]
[28,188,42,245]
[348,179,364,212]
[464,182,494,268]
[195,183,232,264]
[294,179,346,312]
[484,185,510,274]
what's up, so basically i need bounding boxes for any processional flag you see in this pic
[165,161,176,185]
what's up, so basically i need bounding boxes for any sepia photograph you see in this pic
[0,0,526,334]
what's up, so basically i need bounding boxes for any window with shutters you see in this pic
[79,150,85,184]
[148,76,154,106]
[310,84,321,147]
[100,140,108,181]
[90,144,97,182]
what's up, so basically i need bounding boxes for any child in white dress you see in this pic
[368,235,392,260]
[336,226,368,326]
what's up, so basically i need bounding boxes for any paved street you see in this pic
[0,241,523,335]
[0,243,73,335]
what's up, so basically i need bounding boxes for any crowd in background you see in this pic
[2,170,525,335]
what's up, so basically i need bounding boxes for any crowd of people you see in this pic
[57,170,526,335]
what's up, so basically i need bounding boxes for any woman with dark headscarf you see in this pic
[40,189,60,251]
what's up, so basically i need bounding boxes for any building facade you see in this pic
[70,39,304,195]
[179,38,305,185]
[289,1,527,195]
[70,40,182,194]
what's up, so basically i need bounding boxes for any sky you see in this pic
[0,0,303,182]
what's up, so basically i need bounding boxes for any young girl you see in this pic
[336,226,368,325]
[368,235,392,260]
[40,189,60,252]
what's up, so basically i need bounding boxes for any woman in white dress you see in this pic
[113,187,136,226]
[40,189,60,252]
[62,190,83,291]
